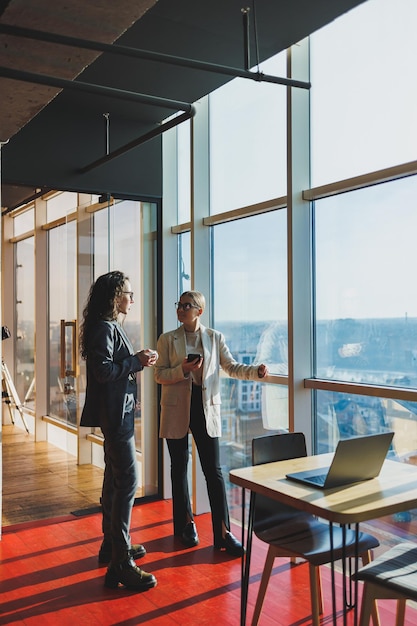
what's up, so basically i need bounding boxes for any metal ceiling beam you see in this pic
[0,23,311,90]
[0,65,195,171]
[0,65,193,112]
[79,108,195,173]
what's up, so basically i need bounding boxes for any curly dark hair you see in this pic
[79,271,127,359]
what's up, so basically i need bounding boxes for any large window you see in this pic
[212,211,288,516]
[177,120,191,224]
[310,0,417,186]
[314,176,417,388]
[309,2,417,549]
[316,389,417,457]
[313,175,417,459]
[209,53,287,214]
[178,232,191,295]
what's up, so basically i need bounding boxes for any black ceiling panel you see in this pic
[0,0,367,211]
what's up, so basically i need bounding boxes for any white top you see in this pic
[185,329,203,386]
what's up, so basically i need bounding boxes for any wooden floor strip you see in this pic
[1,424,104,526]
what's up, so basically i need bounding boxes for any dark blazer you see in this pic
[80,320,143,431]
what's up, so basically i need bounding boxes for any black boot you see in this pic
[98,541,146,564]
[105,557,157,591]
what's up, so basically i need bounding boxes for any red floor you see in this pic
[0,499,416,625]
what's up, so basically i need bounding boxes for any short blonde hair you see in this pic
[181,290,205,312]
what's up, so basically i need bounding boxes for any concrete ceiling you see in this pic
[0,0,367,212]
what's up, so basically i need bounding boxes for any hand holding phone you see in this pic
[187,353,201,363]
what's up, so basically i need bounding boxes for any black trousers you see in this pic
[166,385,230,545]
[101,408,138,563]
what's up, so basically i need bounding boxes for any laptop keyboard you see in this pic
[306,473,327,486]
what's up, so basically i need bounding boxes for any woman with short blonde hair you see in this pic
[155,290,268,555]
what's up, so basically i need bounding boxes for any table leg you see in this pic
[341,523,360,626]
[330,521,337,626]
[353,524,360,626]
[240,488,255,626]
[241,486,246,621]
[342,524,348,626]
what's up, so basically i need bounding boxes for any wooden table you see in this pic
[230,455,417,626]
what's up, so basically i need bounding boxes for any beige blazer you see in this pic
[154,324,261,439]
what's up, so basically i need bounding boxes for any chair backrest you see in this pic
[252,432,307,466]
[251,432,308,533]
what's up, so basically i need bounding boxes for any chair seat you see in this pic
[257,516,379,566]
[353,542,417,600]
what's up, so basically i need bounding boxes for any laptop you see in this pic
[285,431,394,489]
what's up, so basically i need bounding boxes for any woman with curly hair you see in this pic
[80,270,158,591]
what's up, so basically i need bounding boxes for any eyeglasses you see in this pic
[175,302,198,311]
[122,291,134,300]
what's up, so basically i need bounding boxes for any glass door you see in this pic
[89,199,159,497]
[93,200,143,443]
[48,219,77,424]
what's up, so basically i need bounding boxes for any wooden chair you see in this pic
[353,542,417,626]
[251,432,380,626]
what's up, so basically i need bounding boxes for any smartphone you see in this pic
[187,353,201,362]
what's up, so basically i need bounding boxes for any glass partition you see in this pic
[48,220,77,423]
[46,192,78,222]
[15,237,35,409]
[14,208,34,237]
